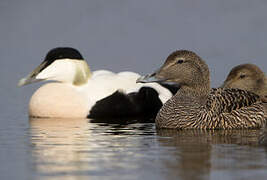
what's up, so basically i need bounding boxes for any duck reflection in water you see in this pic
[28,117,157,178]
[28,117,267,179]
[29,118,94,175]
[156,129,266,180]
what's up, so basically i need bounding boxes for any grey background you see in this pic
[0,0,267,119]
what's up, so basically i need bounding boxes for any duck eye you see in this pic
[240,74,246,79]
[176,59,184,64]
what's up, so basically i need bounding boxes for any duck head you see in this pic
[222,63,267,97]
[18,47,91,87]
[137,50,210,99]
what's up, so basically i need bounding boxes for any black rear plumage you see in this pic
[88,87,164,122]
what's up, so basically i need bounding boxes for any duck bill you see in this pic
[17,61,47,87]
[17,75,43,87]
[137,71,180,88]
[136,71,167,84]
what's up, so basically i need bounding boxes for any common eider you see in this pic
[222,63,267,119]
[18,47,178,119]
[222,63,267,100]
[137,50,266,129]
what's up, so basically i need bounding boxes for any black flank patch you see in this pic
[88,87,163,123]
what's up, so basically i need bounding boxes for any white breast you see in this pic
[29,83,90,118]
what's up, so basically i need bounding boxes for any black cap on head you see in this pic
[45,47,84,62]
[34,47,84,75]
[18,47,86,86]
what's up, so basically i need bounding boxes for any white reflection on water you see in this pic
[30,118,99,175]
[29,118,165,180]
[28,118,267,180]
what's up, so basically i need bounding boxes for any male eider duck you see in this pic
[137,50,266,129]
[18,47,177,119]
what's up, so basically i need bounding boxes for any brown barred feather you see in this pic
[156,88,265,130]
[222,63,267,120]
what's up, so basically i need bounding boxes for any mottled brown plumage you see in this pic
[222,63,267,119]
[222,63,267,98]
[139,50,266,129]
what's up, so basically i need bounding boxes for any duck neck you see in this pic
[72,61,91,86]
[174,82,210,105]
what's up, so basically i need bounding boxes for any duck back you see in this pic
[156,88,265,129]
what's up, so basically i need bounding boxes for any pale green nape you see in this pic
[73,61,92,86]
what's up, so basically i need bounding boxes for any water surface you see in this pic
[1,117,267,180]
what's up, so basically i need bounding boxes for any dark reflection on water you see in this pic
[157,129,267,180]
[13,118,266,180]
[259,128,267,146]
[89,116,156,124]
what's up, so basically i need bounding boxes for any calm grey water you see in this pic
[1,117,267,180]
[1,0,267,180]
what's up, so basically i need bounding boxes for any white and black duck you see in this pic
[18,47,178,120]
